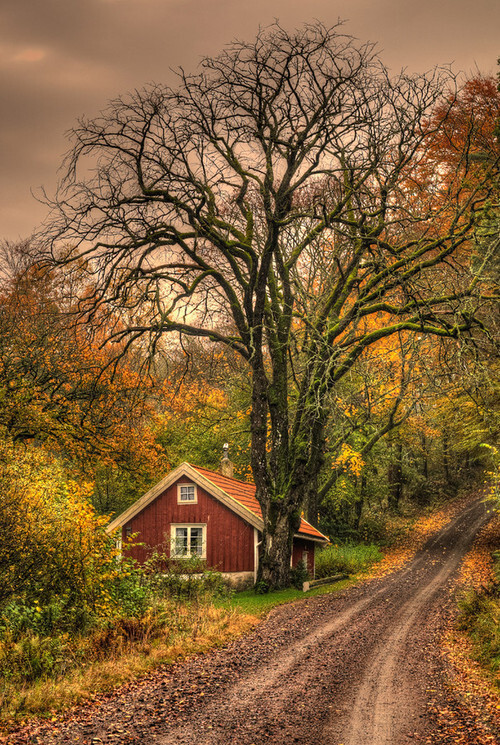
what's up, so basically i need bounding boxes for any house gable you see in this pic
[107,462,261,534]
[118,475,256,572]
[107,462,329,551]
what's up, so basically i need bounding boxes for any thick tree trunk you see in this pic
[250,346,326,589]
[257,506,299,589]
[250,357,298,589]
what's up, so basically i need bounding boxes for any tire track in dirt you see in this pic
[333,499,488,745]
[9,497,491,745]
[154,499,489,745]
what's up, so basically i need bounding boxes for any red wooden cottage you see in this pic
[107,461,328,586]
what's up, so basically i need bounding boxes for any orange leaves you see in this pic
[428,76,500,172]
[458,508,500,589]
[436,511,500,744]
[415,74,500,243]
[0,250,161,471]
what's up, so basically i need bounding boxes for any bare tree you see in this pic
[42,23,495,587]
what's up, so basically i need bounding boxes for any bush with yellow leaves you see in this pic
[0,441,135,634]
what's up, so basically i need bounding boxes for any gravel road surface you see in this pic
[8,496,497,745]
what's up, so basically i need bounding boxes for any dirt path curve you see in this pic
[10,496,497,745]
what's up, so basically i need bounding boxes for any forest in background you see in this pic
[0,25,498,719]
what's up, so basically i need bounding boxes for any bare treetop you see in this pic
[41,22,495,587]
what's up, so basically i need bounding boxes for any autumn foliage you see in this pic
[0,443,123,631]
[427,75,500,172]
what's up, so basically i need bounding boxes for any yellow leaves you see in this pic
[332,444,364,478]
[161,379,229,424]
[341,404,358,418]
[0,442,123,618]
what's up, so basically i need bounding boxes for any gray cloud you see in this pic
[1,0,498,240]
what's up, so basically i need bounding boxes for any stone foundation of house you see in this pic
[176,570,254,590]
[220,571,255,589]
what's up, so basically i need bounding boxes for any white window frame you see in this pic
[177,482,197,504]
[170,523,207,559]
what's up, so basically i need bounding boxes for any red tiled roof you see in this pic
[191,464,328,542]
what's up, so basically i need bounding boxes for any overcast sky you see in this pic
[1,0,498,242]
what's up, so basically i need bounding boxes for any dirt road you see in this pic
[10,496,497,745]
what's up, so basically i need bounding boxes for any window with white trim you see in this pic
[170,524,206,558]
[177,483,197,504]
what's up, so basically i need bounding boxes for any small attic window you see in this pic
[177,483,197,504]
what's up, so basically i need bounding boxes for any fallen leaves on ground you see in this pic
[426,506,500,744]
[365,493,476,580]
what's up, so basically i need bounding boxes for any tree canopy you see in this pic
[42,23,497,587]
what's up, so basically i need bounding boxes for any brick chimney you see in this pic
[220,442,234,478]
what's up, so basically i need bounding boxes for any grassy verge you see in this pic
[454,513,500,689]
[222,577,353,616]
[0,602,255,723]
[315,542,383,577]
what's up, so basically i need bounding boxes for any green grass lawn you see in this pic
[219,542,384,617]
[219,577,353,616]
